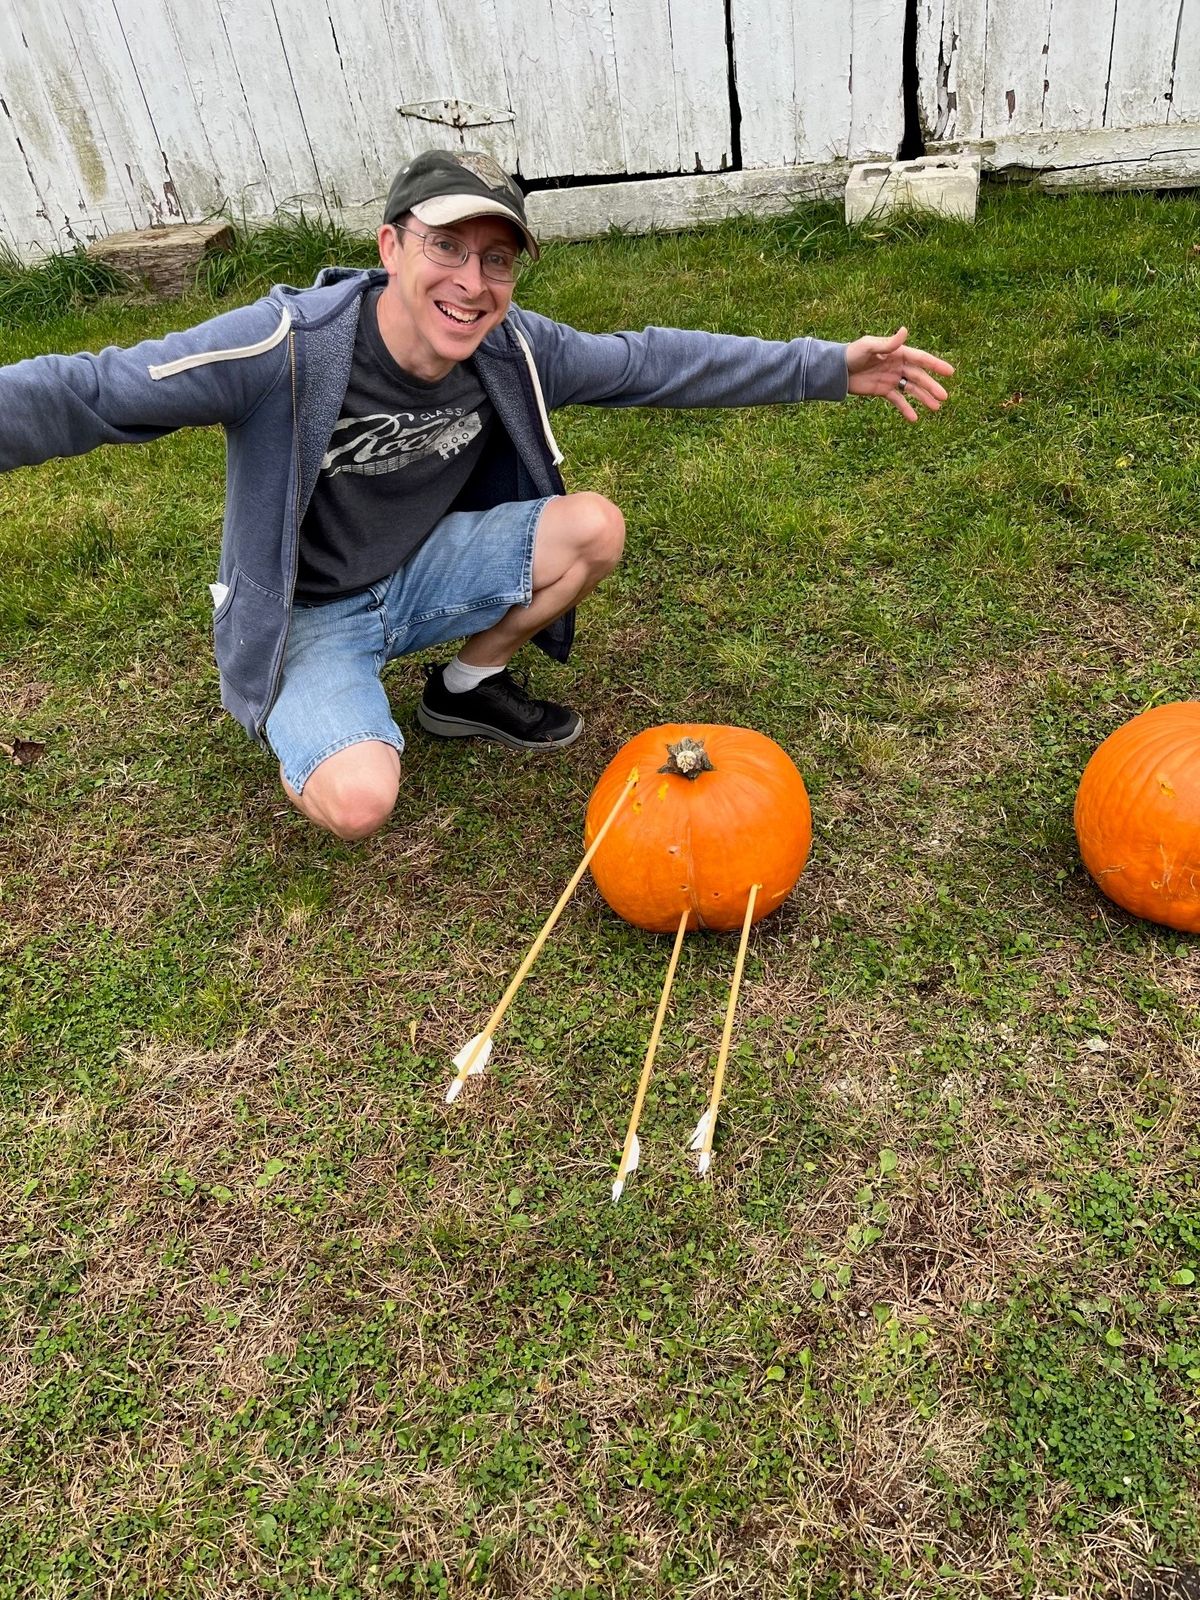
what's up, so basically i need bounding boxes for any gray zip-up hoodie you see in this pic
[0,267,847,740]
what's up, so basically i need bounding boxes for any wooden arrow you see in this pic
[690,883,760,1175]
[611,907,690,1201]
[445,769,639,1104]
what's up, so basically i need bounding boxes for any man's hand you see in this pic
[845,326,954,421]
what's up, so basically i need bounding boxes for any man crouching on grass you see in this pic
[0,148,953,840]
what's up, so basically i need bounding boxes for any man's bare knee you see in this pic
[553,492,624,582]
[564,491,625,573]
[322,775,398,840]
[285,743,400,840]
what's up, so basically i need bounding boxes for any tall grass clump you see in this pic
[201,210,378,296]
[0,246,131,328]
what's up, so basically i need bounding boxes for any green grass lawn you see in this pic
[2,185,1200,1599]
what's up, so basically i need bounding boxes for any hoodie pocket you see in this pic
[211,570,237,624]
[212,566,286,702]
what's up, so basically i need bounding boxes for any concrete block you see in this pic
[844,152,981,225]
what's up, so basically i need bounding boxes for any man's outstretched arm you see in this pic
[508,306,952,419]
[0,296,293,472]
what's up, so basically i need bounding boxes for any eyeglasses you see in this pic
[394,225,525,284]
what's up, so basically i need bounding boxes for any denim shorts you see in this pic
[266,497,553,793]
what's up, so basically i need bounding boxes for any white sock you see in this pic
[442,655,504,694]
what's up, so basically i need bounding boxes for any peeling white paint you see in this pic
[0,0,1198,260]
[0,0,731,256]
[735,0,906,166]
[918,0,1200,147]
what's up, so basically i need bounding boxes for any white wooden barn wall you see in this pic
[917,0,1200,184]
[0,0,733,256]
[917,0,1199,140]
[733,0,907,168]
[1,0,1198,259]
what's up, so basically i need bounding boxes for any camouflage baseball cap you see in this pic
[383,148,539,259]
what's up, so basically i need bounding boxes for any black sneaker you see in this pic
[417,663,584,749]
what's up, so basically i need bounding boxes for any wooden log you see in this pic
[85,221,235,297]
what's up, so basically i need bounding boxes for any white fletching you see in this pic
[453,1033,493,1076]
[689,1110,712,1152]
[697,1150,712,1176]
[611,1178,625,1203]
[626,1132,641,1174]
[444,1078,462,1105]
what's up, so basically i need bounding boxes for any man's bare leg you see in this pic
[417,491,625,748]
[458,491,625,668]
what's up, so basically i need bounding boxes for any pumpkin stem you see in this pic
[660,736,714,780]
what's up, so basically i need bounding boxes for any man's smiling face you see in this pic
[376,215,519,382]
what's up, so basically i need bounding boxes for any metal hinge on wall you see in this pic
[397,100,515,130]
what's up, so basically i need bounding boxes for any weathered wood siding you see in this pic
[733,0,906,166]
[1,0,1198,259]
[917,0,1200,186]
[0,0,731,256]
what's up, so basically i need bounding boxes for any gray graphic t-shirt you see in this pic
[295,287,495,602]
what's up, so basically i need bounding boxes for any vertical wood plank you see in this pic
[0,103,61,255]
[487,0,557,176]
[380,0,521,174]
[491,0,625,178]
[0,0,121,246]
[265,0,373,211]
[373,0,457,170]
[981,0,1053,137]
[608,0,730,174]
[659,0,734,172]
[382,0,520,172]
[795,0,850,160]
[207,0,324,211]
[943,0,988,140]
[1169,0,1200,122]
[732,0,799,167]
[1107,0,1183,125]
[916,0,988,141]
[39,0,141,229]
[1040,0,1118,132]
[916,0,952,140]
[316,0,406,204]
[607,0,677,171]
[54,0,181,226]
[847,0,907,159]
[114,0,277,217]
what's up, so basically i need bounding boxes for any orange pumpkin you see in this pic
[1074,701,1200,933]
[585,723,812,932]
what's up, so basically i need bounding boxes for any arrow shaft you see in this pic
[449,771,638,1094]
[698,883,760,1161]
[615,906,689,1182]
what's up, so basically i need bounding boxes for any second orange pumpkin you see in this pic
[1075,701,1200,933]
